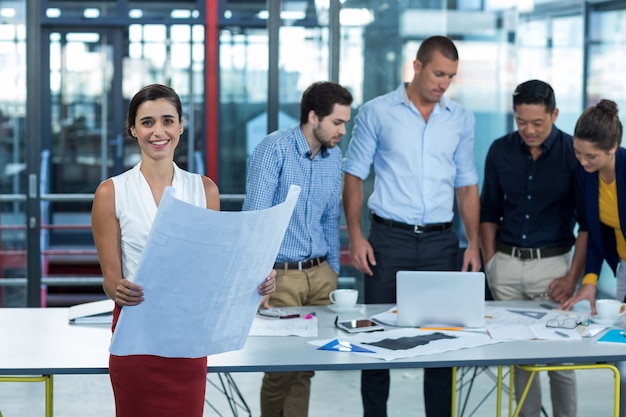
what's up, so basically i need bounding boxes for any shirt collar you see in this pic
[295,125,329,159]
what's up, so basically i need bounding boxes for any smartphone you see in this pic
[336,319,384,333]
[257,308,300,319]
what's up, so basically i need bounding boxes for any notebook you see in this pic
[68,299,114,324]
[396,271,485,328]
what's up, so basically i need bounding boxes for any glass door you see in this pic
[39,23,205,306]
[45,28,121,198]
[0,17,27,306]
[38,27,123,306]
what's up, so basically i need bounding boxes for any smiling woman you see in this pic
[564,100,626,315]
[92,84,219,417]
[130,98,183,165]
[90,84,276,417]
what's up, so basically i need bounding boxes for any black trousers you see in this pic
[361,219,459,417]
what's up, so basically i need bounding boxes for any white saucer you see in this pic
[328,304,363,313]
[591,316,623,326]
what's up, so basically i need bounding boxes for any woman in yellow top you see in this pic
[562,99,625,314]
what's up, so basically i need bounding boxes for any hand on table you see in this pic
[548,276,576,304]
[560,284,597,315]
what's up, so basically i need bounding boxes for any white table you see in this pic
[1,302,624,416]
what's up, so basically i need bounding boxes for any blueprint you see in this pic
[309,328,499,361]
[109,185,300,358]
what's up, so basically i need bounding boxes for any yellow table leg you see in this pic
[511,367,537,417]
[515,364,620,417]
[0,375,53,416]
[452,367,457,417]
[45,375,53,417]
[495,365,502,417]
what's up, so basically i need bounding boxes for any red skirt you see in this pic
[109,304,207,417]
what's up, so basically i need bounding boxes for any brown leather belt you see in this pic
[274,256,327,271]
[372,213,452,234]
[496,241,571,260]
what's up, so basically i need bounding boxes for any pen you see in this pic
[279,313,300,319]
[555,330,570,338]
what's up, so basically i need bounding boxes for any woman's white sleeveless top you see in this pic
[111,162,206,281]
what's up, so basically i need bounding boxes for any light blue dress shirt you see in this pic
[344,83,478,225]
[243,125,342,274]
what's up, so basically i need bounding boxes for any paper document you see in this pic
[109,185,300,358]
[371,306,398,326]
[249,316,318,337]
[484,306,588,340]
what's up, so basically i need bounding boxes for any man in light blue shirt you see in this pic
[243,81,353,417]
[343,36,481,417]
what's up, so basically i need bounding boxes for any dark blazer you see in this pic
[579,146,626,279]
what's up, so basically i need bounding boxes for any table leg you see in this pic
[0,375,53,416]
[516,363,621,417]
[495,365,502,417]
[452,367,457,417]
[45,375,53,417]
[509,366,514,417]
[512,367,537,417]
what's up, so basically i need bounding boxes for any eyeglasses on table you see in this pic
[545,317,589,329]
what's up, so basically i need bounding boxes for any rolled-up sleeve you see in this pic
[344,104,377,180]
[454,108,479,189]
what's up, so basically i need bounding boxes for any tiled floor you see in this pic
[0,366,618,416]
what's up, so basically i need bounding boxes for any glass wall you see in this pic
[218,28,269,200]
[3,0,626,305]
[586,3,626,297]
[0,0,26,306]
[516,10,584,135]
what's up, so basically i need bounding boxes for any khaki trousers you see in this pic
[260,261,338,417]
[486,251,577,417]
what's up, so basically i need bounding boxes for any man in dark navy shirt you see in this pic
[480,80,587,417]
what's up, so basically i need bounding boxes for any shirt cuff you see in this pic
[581,273,599,286]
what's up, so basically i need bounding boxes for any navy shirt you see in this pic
[480,125,587,248]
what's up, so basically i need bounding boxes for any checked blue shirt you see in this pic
[243,125,342,274]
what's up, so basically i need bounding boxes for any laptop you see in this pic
[396,271,485,328]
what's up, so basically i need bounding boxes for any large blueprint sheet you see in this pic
[109,185,300,358]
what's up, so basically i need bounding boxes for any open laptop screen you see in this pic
[396,271,485,328]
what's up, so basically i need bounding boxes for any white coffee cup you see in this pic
[595,299,626,320]
[329,289,358,308]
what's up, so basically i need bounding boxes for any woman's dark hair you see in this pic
[574,99,622,150]
[512,80,556,113]
[300,81,353,124]
[126,84,183,139]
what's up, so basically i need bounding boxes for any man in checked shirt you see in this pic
[243,81,353,417]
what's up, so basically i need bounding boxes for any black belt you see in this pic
[496,241,571,260]
[274,256,327,271]
[372,213,452,234]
